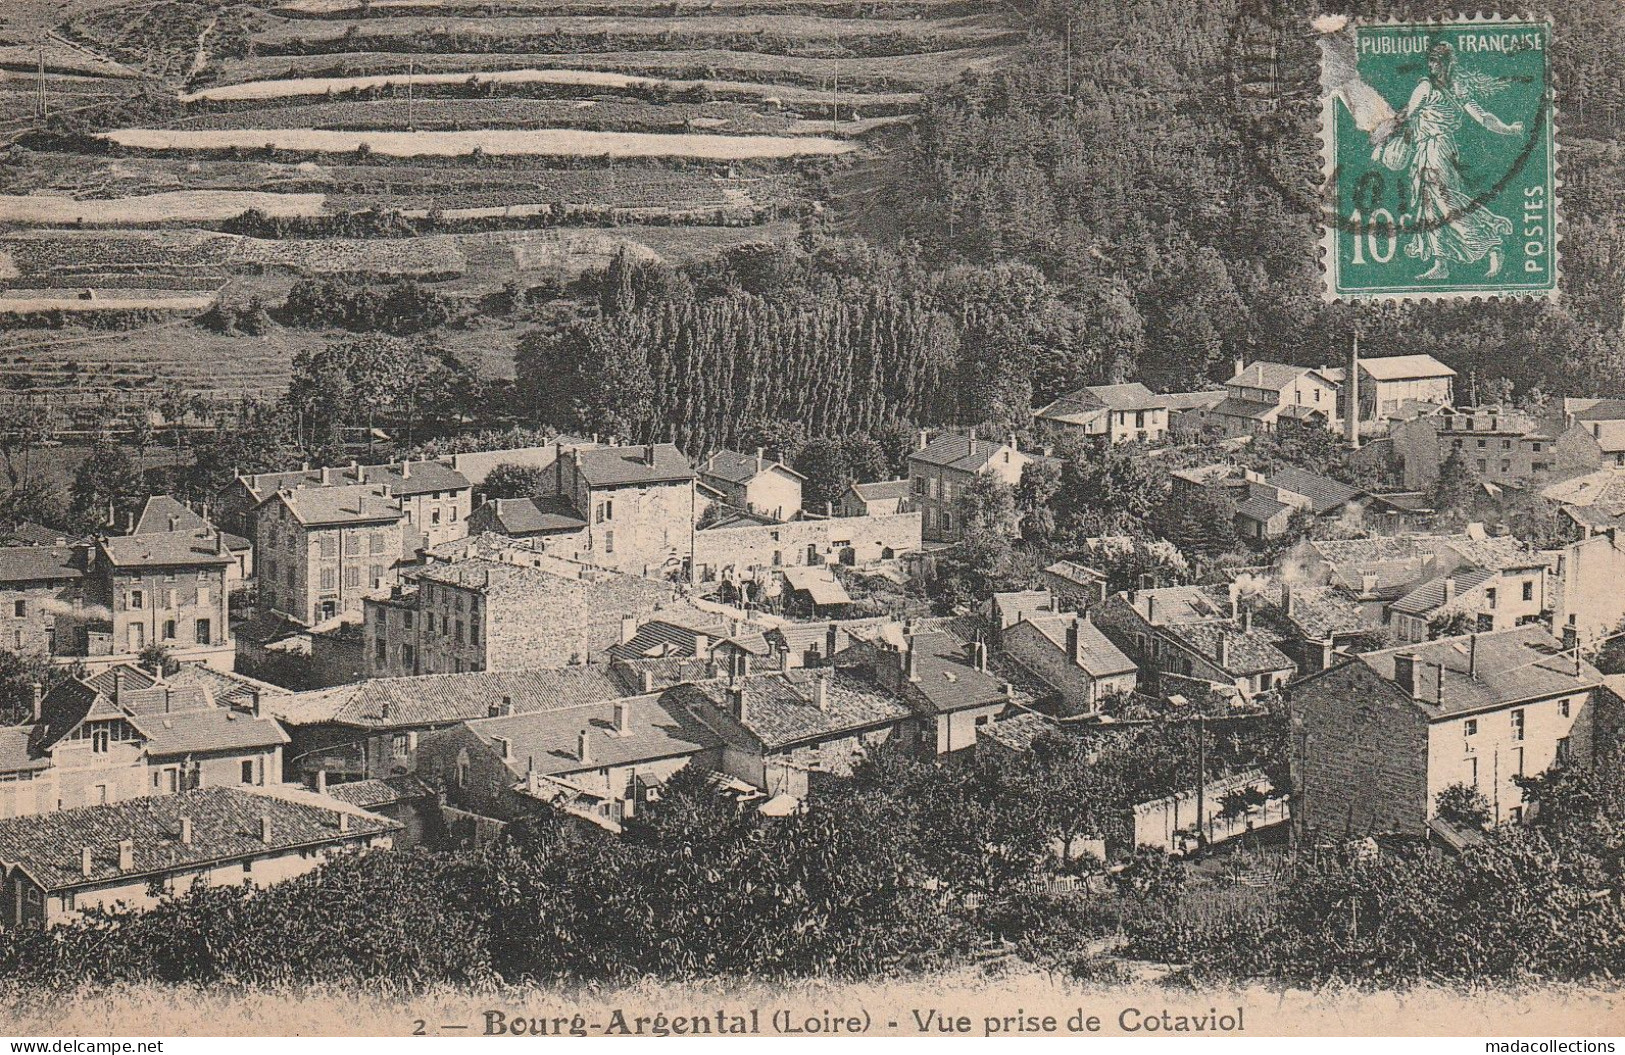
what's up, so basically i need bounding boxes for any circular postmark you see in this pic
[1223,1,1552,239]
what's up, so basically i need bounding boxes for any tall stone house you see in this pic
[907,431,1029,543]
[86,532,235,672]
[255,484,405,626]
[545,443,697,578]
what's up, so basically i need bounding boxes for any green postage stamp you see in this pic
[1319,15,1558,301]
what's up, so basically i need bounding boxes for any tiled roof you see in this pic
[268,666,631,729]
[1439,533,1545,572]
[244,459,469,501]
[1162,390,1228,411]
[1572,398,1625,423]
[482,497,586,536]
[1267,467,1363,514]
[1225,362,1317,391]
[324,774,432,809]
[781,565,851,606]
[1023,614,1136,676]
[410,557,559,595]
[0,728,48,774]
[1128,585,1231,625]
[849,479,911,502]
[607,614,731,661]
[976,711,1059,753]
[571,444,693,488]
[465,690,722,778]
[1208,397,1278,421]
[131,496,249,552]
[1037,383,1166,419]
[136,708,288,757]
[1235,494,1292,523]
[1354,625,1601,718]
[31,678,109,755]
[1172,464,1236,485]
[275,484,403,527]
[0,545,81,584]
[609,655,720,693]
[1389,567,1496,617]
[705,510,778,530]
[699,449,801,485]
[896,630,1010,714]
[0,786,397,892]
[1032,398,1107,429]
[163,665,290,710]
[684,669,913,750]
[1042,559,1105,585]
[0,521,76,547]
[1542,469,1625,515]
[1358,354,1456,381]
[1283,585,1369,641]
[1161,621,1296,676]
[100,531,234,569]
[907,432,1017,473]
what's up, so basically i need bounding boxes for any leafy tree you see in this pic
[68,442,139,532]
[1434,782,1492,830]
[137,644,179,678]
[953,472,1018,537]
[481,463,552,501]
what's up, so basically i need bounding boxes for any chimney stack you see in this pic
[494,735,512,761]
[1393,652,1417,697]
[692,631,709,658]
[917,428,929,451]
[1562,623,1579,655]
[1346,331,1361,449]
[756,447,765,472]
[813,673,828,712]
[1145,593,1157,624]
[401,459,412,479]
[321,466,332,485]
[1216,631,1230,671]
[728,685,747,723]
[1065,620,1080,662]
[1468,633,1478,679]
[168,514,180,531]
[644,442,656,465]
[1241,608,1253,634]
[903,637,919,682]
[501,695,514,716]
[578,728,593,764]
[620,615,638,644]
[260,816,273,844]
[30,682,42,723]
[1282,582,1294,617]
[1443,577,1457,604]
[614,698,632,735]
[81,846,94,878]
[111,668,122,705]
[315,769,327,795]
[118,838,135,871]
[972,639,988,674]
[826,622,840,661]
[179,816,193,845]
[639,668,655,694]
[339,813,350,834]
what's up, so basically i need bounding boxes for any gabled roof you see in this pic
[1160,622,1296,677]
[682,669,913,750]
[1208,396,1279,421]
[1125,585,1231,625]
[268,666,631,729]
[324,774,433,809]
[464,689,722,778]
[1358,354,1457,381]
[571,444,694,488]
[1351,625,1601,718]
[894,630,1010,714]
[1282,585,1369,642]
[480,496,587,536]
[136,707,289,756]
[607,613,730,661]
[242,459,469,502]
[1021,614,1136,677]
[848,479,911,503]
[907,432,1020,473]
[0,521,76,547]
[698,449,804,486]
[1234,494,1292,524]
[1541,469,1625,515]
[781,565,851,606]
[1225,362,1329,392]
[0,545,82,585]
[1388,566,1496,617]
[100,531,234,569]
[1266,467,1364,515]
[1162,390,1229,412]
[273,484,403,528]
[1571,398,1625,423]
[132,497,251,552]
[0,786,397,893]
[1037,382,1167,421]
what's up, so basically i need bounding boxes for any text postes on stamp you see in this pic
[1320,16,1557,302]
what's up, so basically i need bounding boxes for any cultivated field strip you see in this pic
[99,126,857,159]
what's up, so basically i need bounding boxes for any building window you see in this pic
[1468,755,1479,788]
[1509,805,1524,824]
[1486,588,1497,610]
[1557,736,1571,763]
[320,567,336,591]
[320,536,338,559]
[11,600,23,618]
[241,759,255,784]
[163,619,176,641]
[375,636,386,662]
[345,533,362,556]
[431,509,441,526]
[370,532,385,554]
[455,618,464,644]
[1477,439,1487,449]
[403,610,414,630]
[402,643,415,670]
[195,618,211,645]
[449,506,458,521]
[605,530,615,555]
[91,727,110,753]
[392,733,410,759]
[369,564,383,588]
[344,566,361,589]
[1513,746,1524,777]
[1560,698,1571,718]
[1464,718,1477,736]
[1510,708,1525,741]
[130,590,143,610]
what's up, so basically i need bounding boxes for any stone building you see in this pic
[84,531,235,672]
[0,546,83,658]
[255,484,404,627]
[907,432,1029,543]
[545,443,696,578]
[696,448,804,521]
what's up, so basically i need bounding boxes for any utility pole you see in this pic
[1195,712,1209,848]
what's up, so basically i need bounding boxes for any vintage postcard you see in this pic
[0,0,1619,1044]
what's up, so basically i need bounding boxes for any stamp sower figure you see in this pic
[1372,41,1524,280]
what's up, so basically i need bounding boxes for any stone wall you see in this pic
[693,512,922,582]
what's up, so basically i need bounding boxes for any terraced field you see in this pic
[0,0,1019,401]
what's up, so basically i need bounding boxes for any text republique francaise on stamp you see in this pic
[1320,16,1558,301]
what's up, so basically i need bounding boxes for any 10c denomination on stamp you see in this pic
[1319,15,1558,301]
